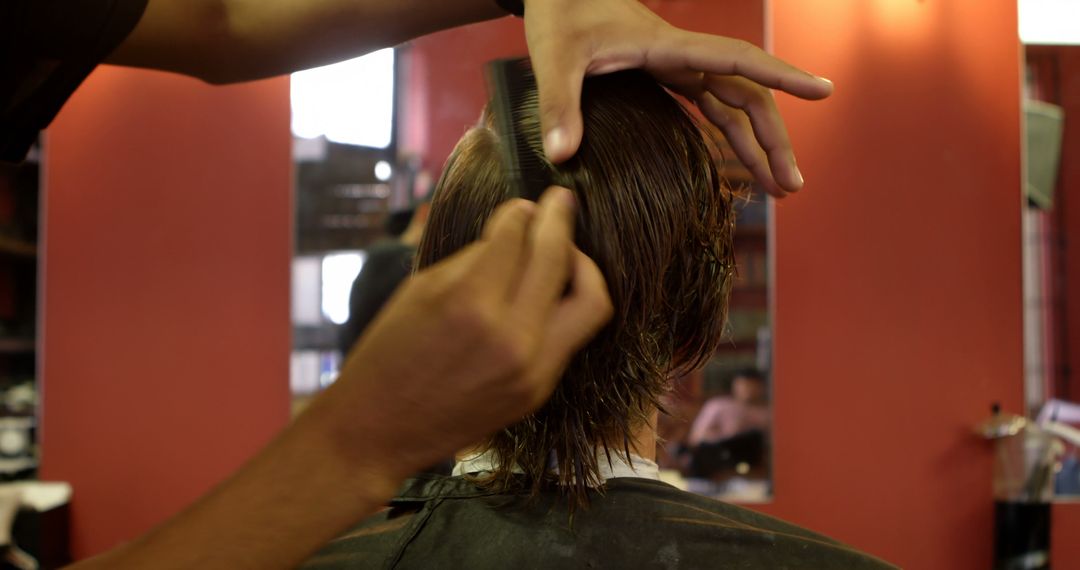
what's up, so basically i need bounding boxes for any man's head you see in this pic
[417,70,737,500]
[730,368,767,404]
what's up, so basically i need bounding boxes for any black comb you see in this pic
[485,58,551,202]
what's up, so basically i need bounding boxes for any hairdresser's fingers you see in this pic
[658,69,706,100]
[531,52,588,164]
[648,30,833,101]
[704,75,801,194]
[526,251,613,407]
[472,199,537,294]
[655,71,797,195]
[526,32,588,163]
[696,93,784,196]
[512,187,577,327]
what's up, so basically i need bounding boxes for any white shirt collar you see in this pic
[452,448,660,483]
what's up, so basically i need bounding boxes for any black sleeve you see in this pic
[1,0,150,163]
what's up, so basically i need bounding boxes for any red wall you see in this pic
[404,19,523,173]
[762,1,1024,568]
[1053,502,1080,567]
[40,67,292,558]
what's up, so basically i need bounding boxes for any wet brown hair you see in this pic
[417,70,737,503]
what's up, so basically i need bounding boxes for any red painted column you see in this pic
[763,2,1024,568]
[1052,503,1080,567]
[40,67,292,559]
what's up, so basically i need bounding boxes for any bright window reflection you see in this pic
[321,252,366,325]
[291,49,395,147]
[1020,0,1080,45]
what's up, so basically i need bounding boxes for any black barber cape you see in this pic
[304,475,898,569]
[1,0,149,162]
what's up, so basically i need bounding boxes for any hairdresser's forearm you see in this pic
[67,400,405,570]
[108,0,506,83]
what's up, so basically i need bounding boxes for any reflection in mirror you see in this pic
[288,49,408,414]
[1020,5,1080,497]
[286,10,774,501]
[656,149,773,503]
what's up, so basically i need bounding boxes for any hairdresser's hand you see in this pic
[66,189,606,570]
[324,186,612,477]
[525,0,834,197]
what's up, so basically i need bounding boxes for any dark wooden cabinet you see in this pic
[0,148,39,480]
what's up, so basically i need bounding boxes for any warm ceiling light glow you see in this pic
[866,0,933,45]
[1020,0,1080,45]
[291,49,395,148]
[871,0,926,26]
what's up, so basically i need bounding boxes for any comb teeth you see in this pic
[486,58,552,202]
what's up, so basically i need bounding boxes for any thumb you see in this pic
[530,46,587,164]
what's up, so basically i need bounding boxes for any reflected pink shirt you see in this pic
[688,397,770,446]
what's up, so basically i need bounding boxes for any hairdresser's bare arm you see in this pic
[109,0,832,194]
[67,188,612,570]
[106,0,505,84]
[66,400,402,570]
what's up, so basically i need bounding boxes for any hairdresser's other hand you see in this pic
[525,0,834,197]
[321,187,612,478]
[64,188,606,570]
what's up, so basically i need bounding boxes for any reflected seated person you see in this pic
[304,70,895,569]
[686,368,770,480]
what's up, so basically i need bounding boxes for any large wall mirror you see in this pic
[287,1,775,502]
[655,155,773,503]
[1019,1,1080,497]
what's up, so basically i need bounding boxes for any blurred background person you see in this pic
[338,200,430,356]
[689,368,770,447]
[686,368,770,484]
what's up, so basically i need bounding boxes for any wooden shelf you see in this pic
[729,288,768,308]
[0,339,35,354]
[714,342,759,353]
[0,237,37,258]
[735,225,768,240]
